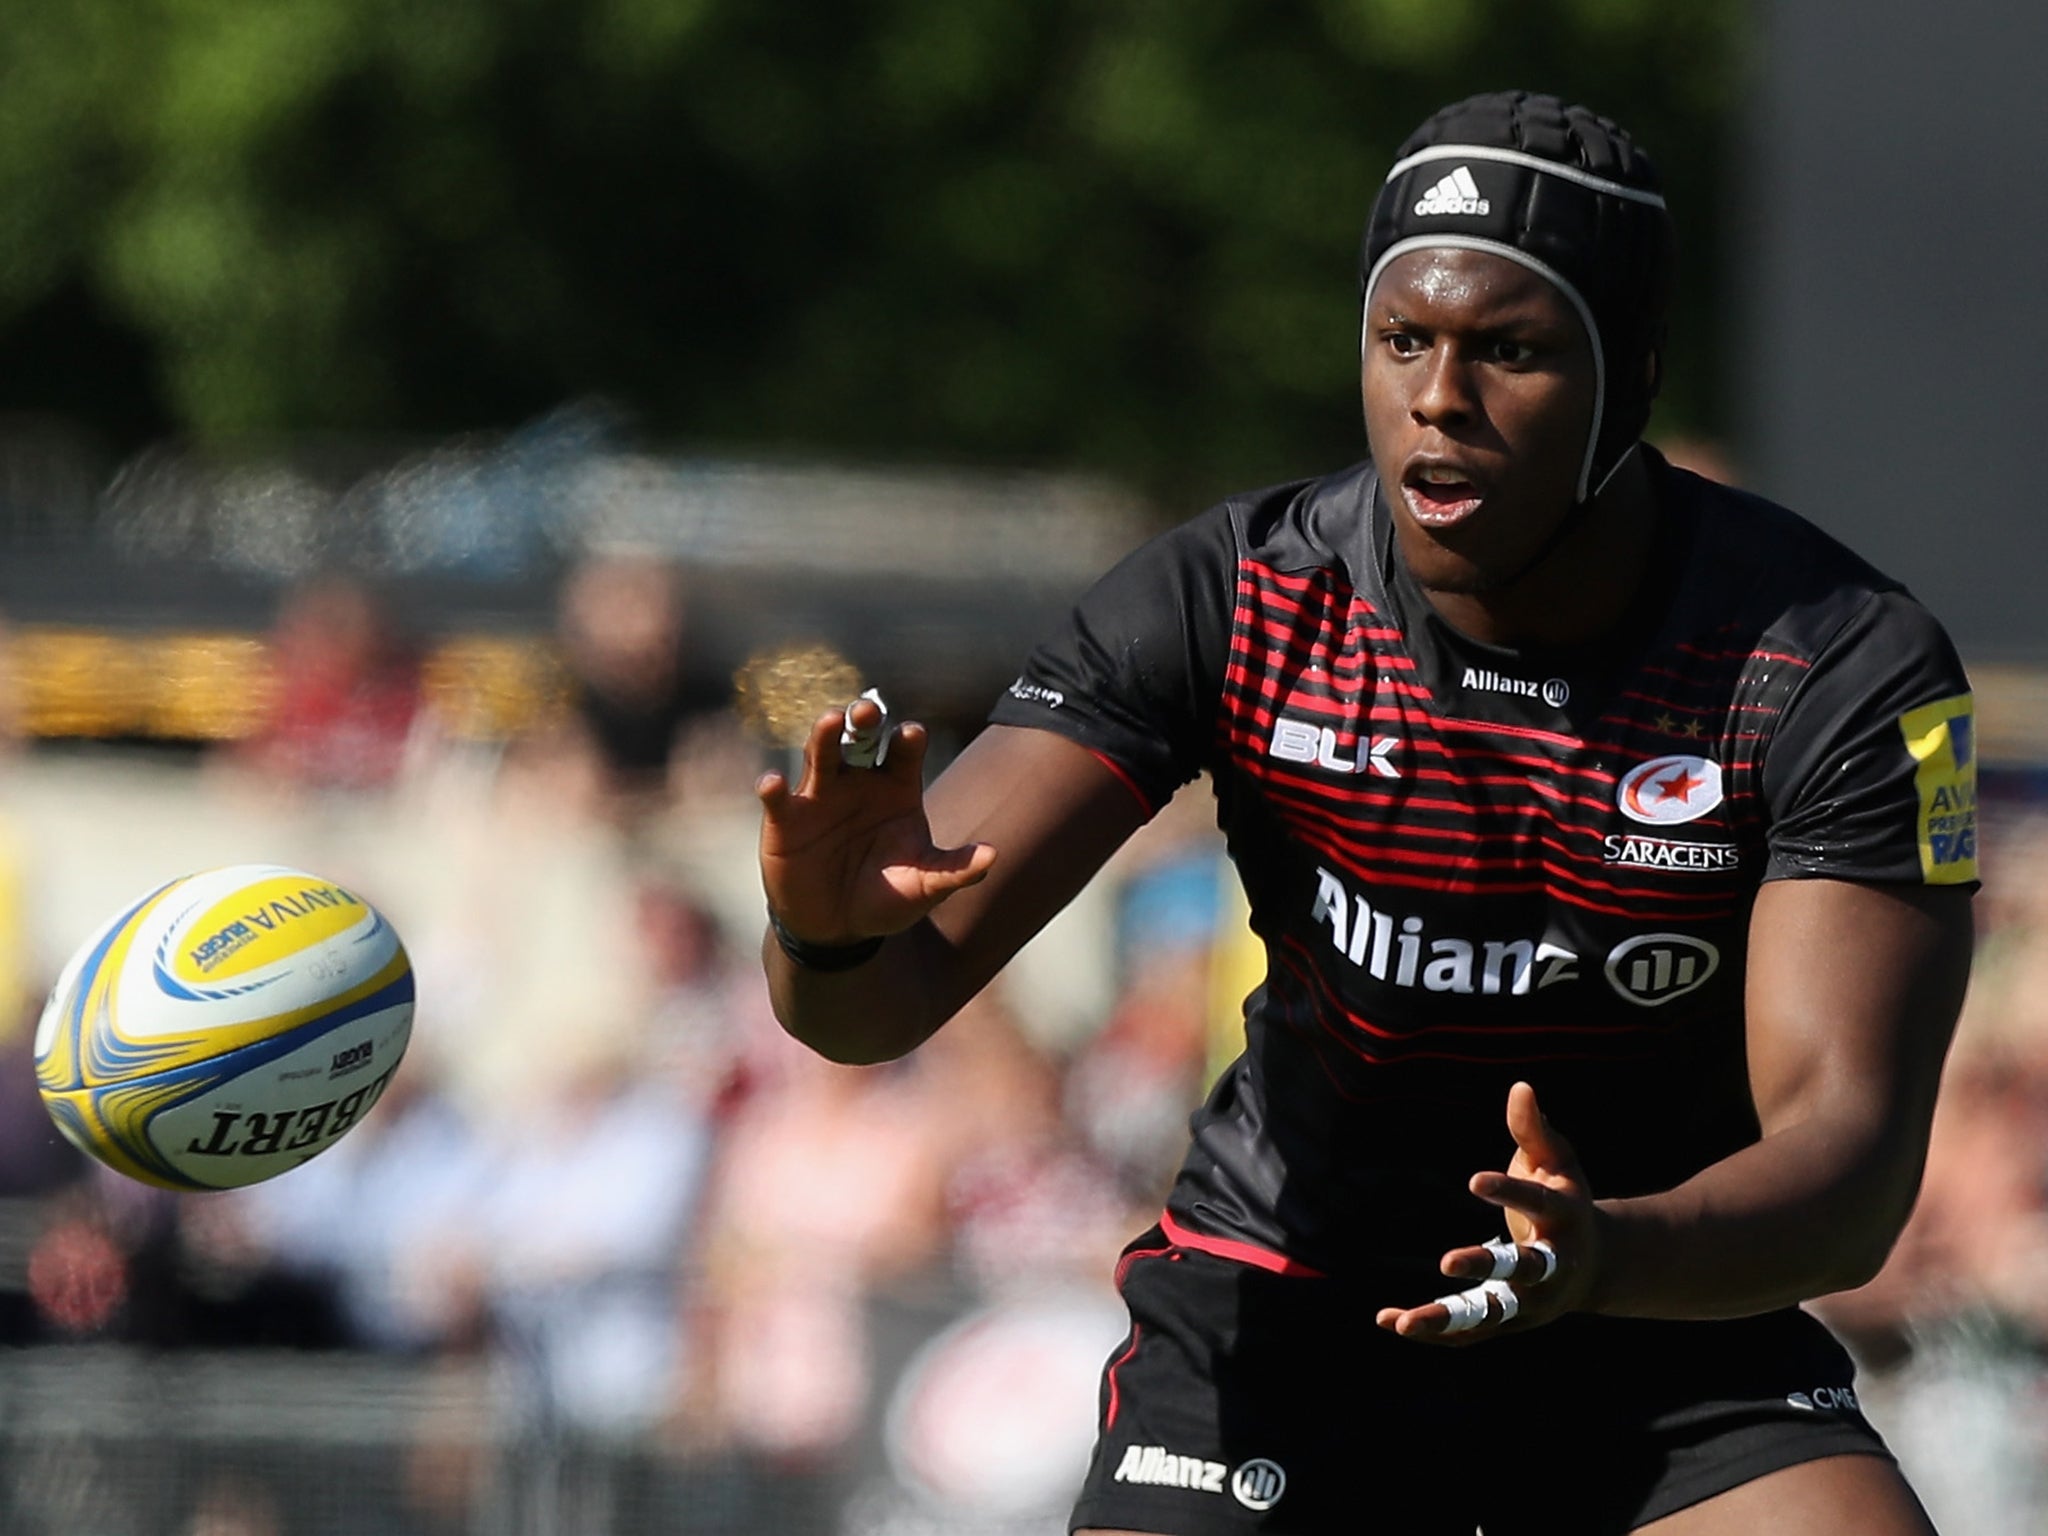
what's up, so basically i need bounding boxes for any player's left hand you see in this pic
[1374,1081,1602,1345]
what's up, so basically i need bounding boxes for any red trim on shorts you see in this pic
[1087,749,1158,818]
[1115,1240,1175,1289]
[1160,1210,1327,1278]
[1103,1324,1143,1431]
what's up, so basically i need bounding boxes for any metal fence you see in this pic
[0,1347,841,1536]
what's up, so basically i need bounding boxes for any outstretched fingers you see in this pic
[1439,1234,1560,1287]
[1505,1080,1581,1175]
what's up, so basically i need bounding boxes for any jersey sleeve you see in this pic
[1761,589,1979,887]
[986,503,1237,814]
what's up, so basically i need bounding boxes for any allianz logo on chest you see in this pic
[1307,866,1721,1007]
[1463,666,1570,708]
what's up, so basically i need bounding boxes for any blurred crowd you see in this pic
[0,550,2044,1535]
[0,554,1216,1536]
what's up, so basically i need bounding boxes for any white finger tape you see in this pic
[1436,1288,1491,1334]
[839,688,891,768]
[1482,1238,1519,1281]
[1433,1277,1522,1334]
[1482,1278,1519,1324]
[1529,1239,1558,1284]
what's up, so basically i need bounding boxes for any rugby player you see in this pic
[757,92,1976,1534]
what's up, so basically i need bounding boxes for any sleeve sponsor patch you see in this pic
[1898,693,1978,884]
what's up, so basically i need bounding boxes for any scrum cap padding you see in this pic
[1360,92,1677,501]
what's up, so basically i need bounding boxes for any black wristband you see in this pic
[769,909,885,972]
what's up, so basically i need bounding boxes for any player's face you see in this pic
[1362,249,1596,594]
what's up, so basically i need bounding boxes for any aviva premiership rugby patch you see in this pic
[1899,694,1977,884]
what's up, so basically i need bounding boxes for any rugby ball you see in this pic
[33,865,414,1191]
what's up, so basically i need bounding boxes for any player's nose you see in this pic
[1409,346,1478,426]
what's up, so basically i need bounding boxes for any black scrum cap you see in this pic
[1361,91,1677,501]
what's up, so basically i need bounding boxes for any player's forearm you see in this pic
[1586,1112,1922,1319]
[763,917,964,1065]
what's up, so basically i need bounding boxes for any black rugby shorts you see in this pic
[1070,1224,1892,1536]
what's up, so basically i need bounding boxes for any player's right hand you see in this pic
[757,698,997,946]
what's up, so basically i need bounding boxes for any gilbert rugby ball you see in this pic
[33,865,414,1191]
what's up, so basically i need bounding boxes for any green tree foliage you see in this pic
[0,0,1745,503]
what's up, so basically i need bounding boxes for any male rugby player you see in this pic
[757,92,1975,1534]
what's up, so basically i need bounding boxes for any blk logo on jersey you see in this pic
[1604,933,1720,1007]
[1268,717,1399,778]
[1617,754,1723,826]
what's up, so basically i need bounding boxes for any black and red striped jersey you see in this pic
[988,449,1978,1280]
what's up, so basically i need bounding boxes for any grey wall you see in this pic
[1744,0,2048,662]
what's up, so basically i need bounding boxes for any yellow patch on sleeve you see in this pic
[1898,693,1978,884]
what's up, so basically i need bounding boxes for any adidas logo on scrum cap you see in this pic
[1414,165,1489,217]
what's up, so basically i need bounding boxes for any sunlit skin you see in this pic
[1362,248,1660,648]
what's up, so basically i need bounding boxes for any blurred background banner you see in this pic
[1,4,2045,1535]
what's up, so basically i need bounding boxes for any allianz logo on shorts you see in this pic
[1111,1447,1286,1510]
[1232,1459,1287,1512]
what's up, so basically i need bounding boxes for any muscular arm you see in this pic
[762,719,1150,1064]
[1586,877,1972,1317]
[1382,877,1973,1340]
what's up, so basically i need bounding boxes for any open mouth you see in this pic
[1400,465,1486,528]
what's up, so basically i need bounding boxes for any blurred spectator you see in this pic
[229,1070,491,1355]
[926,994,1139,1295]
[634,872,783,1121]
[691,1046,951,1464]
[471,1038,715,1439]
[1812,813,2048,1534]
[555,554,728,808]
[0,999,85,1203]
[181,1475,283,1536]
[235,575,431,794]
[1063,943,1212,1208]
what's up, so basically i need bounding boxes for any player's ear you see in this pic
[1644,348,1663,402]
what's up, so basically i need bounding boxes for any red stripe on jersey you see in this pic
[1242,562,1347,598]
[1272,944,1665,1067]
[1434,715,1587,750]
[1160,1210,1327,1277]
[1279,833,1695,917]
[1269,805,1740,915]
[1244,756,1618,817]
[1087,749,1158,819]
[1675,640,1812,668]
[1224,661,1433,706]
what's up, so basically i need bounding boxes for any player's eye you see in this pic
[1489,339,1536,365]
[1382,329,1425,358]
